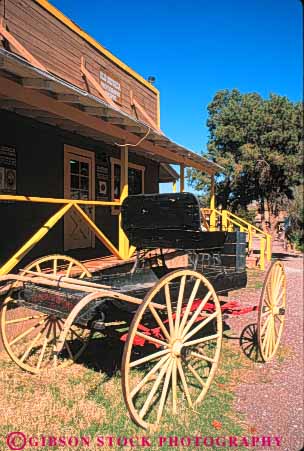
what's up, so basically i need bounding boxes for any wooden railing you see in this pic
[203,208,272,270]
[0,195,132,276]
[0,195,272,276]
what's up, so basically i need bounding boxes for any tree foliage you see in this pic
[189,89,303,232]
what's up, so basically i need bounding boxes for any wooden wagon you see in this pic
[0,193,286,429]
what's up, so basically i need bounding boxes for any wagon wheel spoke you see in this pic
[174,275,186,334]
[187,363,206,388]
[172,359,177,414]
[178,278,201,335]
[19,320,51,363]
[130,349,170,368]
[66,261,74,277]
[260,314,271,336]
[156,359,174,423]
[53,258,58,275]
[189,351,216,364]
[139,358,171,419]
[9,317,47,346]
[36,321,53,370]
[181,291,213,339]
[148,304,171,341]
[164,284,174,337]
[6,314,47,325]
[70,328,86,342]
[183,311,218,343]
[183,333,219,348]
[135,331,168,348]
[1,254,92,374]
[176,358,192,407]
[130,354,171,398]
[122,269,222,429]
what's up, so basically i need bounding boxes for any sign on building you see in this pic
[0,146,16,194]
[99,68,122,103]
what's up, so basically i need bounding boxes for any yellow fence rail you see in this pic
[203,208,272,270]
[0,195,128,276]
[0,195,272,276]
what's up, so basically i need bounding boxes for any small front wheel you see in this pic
[0,254,92,373]
[257,260,286,362]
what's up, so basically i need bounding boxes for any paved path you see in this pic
[227,242,303,451]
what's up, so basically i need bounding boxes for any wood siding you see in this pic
[0,0,158,124]
[0,110,159,267]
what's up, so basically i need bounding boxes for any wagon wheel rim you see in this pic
[257,260,286,362]
[122,269,222,429]
[1,254,92,374]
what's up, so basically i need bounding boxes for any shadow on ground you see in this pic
[224,323,263,363]
[76,332,124,377]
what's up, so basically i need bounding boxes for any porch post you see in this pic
[210,174,216,231]
[119,146,129,259]
[172,181,177,192]
[180,164,185,192]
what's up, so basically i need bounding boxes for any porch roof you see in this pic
[0,49,223,175]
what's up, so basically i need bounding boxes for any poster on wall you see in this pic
[96,154,110,201]
[0,146,17,194]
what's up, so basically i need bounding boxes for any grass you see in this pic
[0,264,289,450]
[0,339,254,451]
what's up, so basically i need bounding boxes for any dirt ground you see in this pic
[226,241,303,451]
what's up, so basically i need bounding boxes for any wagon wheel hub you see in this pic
[171,339,183,357]
[272,306,280,315]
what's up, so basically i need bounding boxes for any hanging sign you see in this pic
[0,145,16,194]
[99,67,122,103]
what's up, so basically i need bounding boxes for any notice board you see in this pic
[0,145,17,194]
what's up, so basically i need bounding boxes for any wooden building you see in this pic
[0,0,221,272]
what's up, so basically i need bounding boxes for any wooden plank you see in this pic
[81,57,117,108]
[0,20,46,70]
[5,0,159,122]
[3,18,82,86]
[7,0,84,58]
[131,95,160,131]
[56,93,82,103]
[32,0,159,95]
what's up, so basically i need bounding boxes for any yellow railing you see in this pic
[203,208,272,270]
[0,195,133,276]
[0,195,272,276]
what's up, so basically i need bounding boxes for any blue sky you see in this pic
[51,0,302,190]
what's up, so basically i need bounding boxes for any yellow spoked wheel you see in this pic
[122,269,222,429]
[1,254,92,374]
[257,260,286,362]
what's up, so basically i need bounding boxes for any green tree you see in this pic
[189,89,303,234]
[285,185,304,249]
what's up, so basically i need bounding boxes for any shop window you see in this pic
[70,159,90,200]
[111,159,145,215]
[111,159,145,200]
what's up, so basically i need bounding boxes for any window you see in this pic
[111,158,145,200]
[70,159,90,200]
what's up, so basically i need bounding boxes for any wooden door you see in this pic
[64,146,95,250]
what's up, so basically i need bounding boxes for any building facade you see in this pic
[0,0,220,270]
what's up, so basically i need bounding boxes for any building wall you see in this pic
[0,110,159,267]
[0,0,159,125]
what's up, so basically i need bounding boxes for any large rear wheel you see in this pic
[122,269,222,429]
